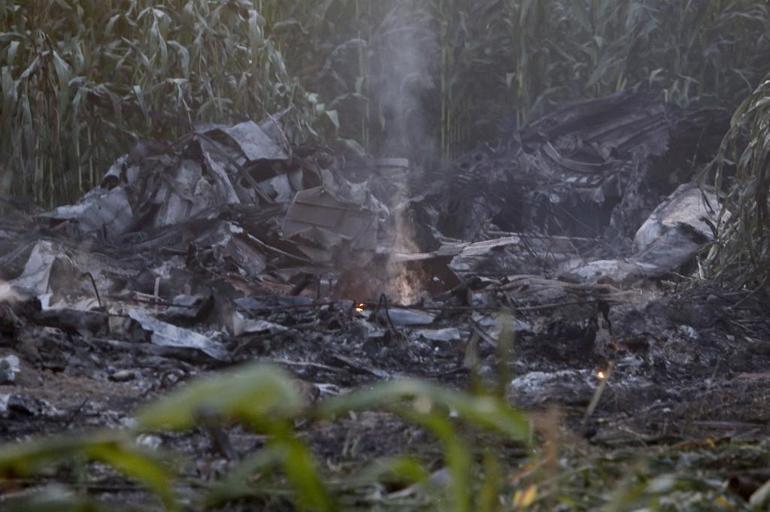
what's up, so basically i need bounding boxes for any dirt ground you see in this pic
[2,277,770,510]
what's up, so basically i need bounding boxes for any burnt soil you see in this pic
[2,278,770,510]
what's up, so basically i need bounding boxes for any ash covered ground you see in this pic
[1,92,770,510]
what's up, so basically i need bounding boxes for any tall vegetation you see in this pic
[703,73,770,286]
[0,0,327,205]
[1,0,769,206]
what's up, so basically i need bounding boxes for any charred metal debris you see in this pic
[2,91,770,443]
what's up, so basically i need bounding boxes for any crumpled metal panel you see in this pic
[283,187,378,252]
[43,186,135,237]
[207,120,289,162]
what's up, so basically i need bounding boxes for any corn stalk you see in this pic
[1,0,769,205]
[0,0,325,206]
[704,75,770,286]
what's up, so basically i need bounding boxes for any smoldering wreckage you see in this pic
[2,92,770,502]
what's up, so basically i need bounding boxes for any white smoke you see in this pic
[374,2,436,158]
[373,2,437,304]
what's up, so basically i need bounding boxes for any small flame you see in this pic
[387,195,424,305]
[597,370,608,381]
[355,303,366,313]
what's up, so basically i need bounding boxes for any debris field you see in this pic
[1,92,770,507]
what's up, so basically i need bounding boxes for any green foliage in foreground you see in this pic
[1,363,768,511]
[0,363,530,512]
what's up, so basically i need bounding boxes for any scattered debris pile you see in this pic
[436,92,726,246]
[1,92,769,482]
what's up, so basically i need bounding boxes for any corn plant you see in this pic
[0,363,531,512]
[703,74,770,286]
[0,0,327,206]
[1,362,760,511]
[2,0,769,205]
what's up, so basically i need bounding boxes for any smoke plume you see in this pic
[371,2,437,304]
[372,2,436,160]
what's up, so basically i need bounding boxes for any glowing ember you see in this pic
[597,370,608,381]
[355,303,366,313]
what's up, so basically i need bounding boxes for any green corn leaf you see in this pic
[319,379,530,442]
[135,363,304,431]
[0,433,177,511]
